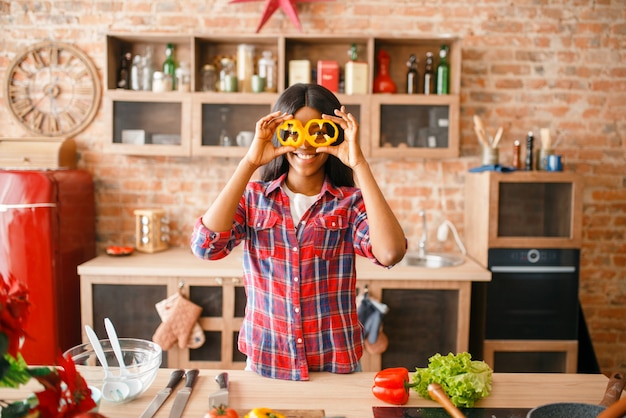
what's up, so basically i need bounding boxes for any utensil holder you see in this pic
[482,146,499,166]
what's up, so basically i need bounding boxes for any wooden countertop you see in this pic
[0,369,610,417]
[78,247,491,282]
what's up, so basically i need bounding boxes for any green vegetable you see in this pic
[411,352,493,408]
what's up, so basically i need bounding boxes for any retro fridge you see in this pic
[0,169,96,365]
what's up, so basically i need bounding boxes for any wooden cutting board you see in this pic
[235,409,325,418]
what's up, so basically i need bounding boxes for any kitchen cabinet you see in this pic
[104,33,461,158]
[79,248,489,371]
[465,171,583,373]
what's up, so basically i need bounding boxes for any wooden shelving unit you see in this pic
[104,33,462,159]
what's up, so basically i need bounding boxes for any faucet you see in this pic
[418,210,427,257]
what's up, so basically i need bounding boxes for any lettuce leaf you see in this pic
[411,352,493,408]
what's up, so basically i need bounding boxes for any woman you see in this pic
[190,83,406,380]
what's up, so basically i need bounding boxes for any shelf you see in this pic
[105,33,462,159]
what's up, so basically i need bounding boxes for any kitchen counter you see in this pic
[78,248,490,371]
[78,246,491,282]
[0,368,611,417]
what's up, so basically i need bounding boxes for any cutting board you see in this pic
[236,409,325,418]
[373,406,532,417]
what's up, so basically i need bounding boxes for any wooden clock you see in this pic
[5,40,101,138]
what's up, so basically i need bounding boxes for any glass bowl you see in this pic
[64,338,162,403]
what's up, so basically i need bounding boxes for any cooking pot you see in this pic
[527,372,626,418]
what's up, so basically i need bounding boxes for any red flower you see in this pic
[33,355,97,417]
[0,274,31,357]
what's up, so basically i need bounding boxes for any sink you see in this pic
[403,253,465,268]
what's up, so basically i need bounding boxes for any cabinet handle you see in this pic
[232,277,240,285]
[215,277,223,285]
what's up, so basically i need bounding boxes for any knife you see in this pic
[168,369,199,418]
[139,369,185,418]
[209,372,229,408]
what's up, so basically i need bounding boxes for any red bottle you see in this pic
[373,49,397,93]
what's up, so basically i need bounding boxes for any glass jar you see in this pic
[152,71,172,93]
[219,58,237,93]
[202,64,217,92]
[175,61,191,92]
[236,44,255,93]
[257,50,277,93]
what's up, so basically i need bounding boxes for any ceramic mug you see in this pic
[236,131,254,147]
[547,154,563,171]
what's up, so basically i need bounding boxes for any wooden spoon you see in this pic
[428,382,466,418]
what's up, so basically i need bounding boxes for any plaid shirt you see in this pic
[190,174,382,380]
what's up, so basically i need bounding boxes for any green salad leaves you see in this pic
[411,352,493,408]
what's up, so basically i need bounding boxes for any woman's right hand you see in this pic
[244,111,295,167]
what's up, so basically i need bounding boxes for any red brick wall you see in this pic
[1,1,624,374]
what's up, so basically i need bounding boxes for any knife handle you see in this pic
[184,369,200,389]
[167,369,185,390]
[216,372,229,390]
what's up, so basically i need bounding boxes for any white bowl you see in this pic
[64,338,162,403]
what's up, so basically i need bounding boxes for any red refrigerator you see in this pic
[0,169,96,365]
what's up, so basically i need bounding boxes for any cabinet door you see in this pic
[90,282,169,365]
[184,278,246,369]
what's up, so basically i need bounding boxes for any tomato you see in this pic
[205,405,239,418]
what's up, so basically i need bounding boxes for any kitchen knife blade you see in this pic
[168,369,199,418]
[209,372,229,408]
[139,369,185,418]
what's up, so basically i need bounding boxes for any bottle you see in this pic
[436,45,450,95]
[525,131,534,170]
[406,54,419,94]
[373,49,396,93]
[423,52,434,95]
[130,54,143,91]
[175,61,191,92]
[512,140,522,170]
[257,50,277,93]
[142,46,154,91]
[162,43,176,90]
[237,44,255,93]
[202,64,217,92]
[117,52,131,89]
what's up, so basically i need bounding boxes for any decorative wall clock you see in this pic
[5,40,101,138]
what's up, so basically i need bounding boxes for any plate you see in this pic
[106,246,134,256]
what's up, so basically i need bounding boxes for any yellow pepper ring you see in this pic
[276,119,339,148]
[304,119,339,147]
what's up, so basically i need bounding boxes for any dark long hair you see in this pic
[260,83,355,187]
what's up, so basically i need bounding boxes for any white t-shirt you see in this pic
[283,184,318,224]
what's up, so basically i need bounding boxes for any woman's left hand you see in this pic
[316,106,366,169]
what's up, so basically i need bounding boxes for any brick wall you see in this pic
[1,0,624,374]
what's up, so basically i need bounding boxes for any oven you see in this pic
[470,248,580,372]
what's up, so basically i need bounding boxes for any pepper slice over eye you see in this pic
[276,120,305,147]
[303,119,339,147]
[276,119,339,148]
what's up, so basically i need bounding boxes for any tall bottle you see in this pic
[142,46,154,91]
[423,52,434,95]
[162,43,176,91]
[258,50,277,93]
[373,49,396,93]
[406,54,419,94]
[117,52,131,89]
[436,45,450,95]
[525,131,534,171]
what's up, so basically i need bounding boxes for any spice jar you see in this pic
[175,61,191,92]
[202,64,217,92]
[219,58,237,93]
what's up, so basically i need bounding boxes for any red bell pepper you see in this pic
[372,367,417,405]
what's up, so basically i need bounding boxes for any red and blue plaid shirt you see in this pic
[190,174,383,380]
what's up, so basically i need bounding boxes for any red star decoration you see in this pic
[231,0,334,33]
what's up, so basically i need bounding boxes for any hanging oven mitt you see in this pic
[155,293,205,349]
[152,293,203,350]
